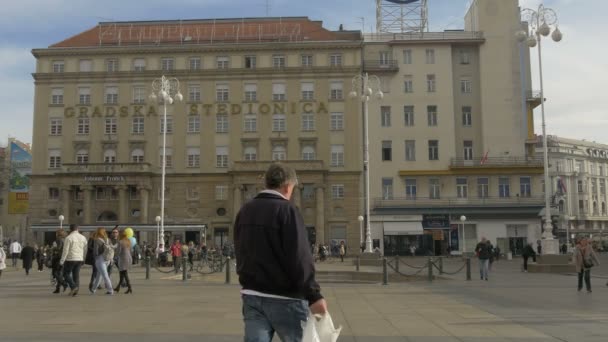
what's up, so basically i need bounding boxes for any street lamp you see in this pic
[349,73,384,253]
[149,76,183,251]
[460,215,467,255]
[58,215,65,231]
[516,4,562,255]
[155,215,162,250]
[357,215,364,250]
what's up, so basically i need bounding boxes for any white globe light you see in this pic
[360,95,369,102]
[538,22,551,36]
[365,87,373,96]
[155,216,161,223]
[375,91,384,100]
[161,90,167,98]
[460,215,466,222]
[357,215,364,221]
[167,97,174,105]
[551,27,563,42]
[58,215,65,221]
[348,91,358,99]
[175,92,183,102]
[526,36,537,47]
[515,30,528,42]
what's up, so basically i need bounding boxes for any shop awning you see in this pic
[383,221,423,235]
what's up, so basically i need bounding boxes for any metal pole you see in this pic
[363,73,373,253]
[427,257,433,282]
[225,256,231,284]
[537,29,552,242]
[466,257,471,281]
[182,256,187,281]
[462,222,466,255]
[382,257,388,285]
[439,256,443,275]
[160,97,167,247]
[145,256,150,280]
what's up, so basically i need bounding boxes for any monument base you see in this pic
[541,239,560,255]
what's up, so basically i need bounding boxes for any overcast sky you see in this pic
[0,0,605,146]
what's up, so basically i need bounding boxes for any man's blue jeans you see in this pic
[479,259,489,280]
[242,294,309,342]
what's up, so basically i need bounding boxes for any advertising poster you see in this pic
[8,141,32,214]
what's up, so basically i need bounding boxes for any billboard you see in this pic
[8,141,31,214]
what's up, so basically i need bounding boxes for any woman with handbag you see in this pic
[114,231,133,294]
[575,238,600,293]
[90,228,114,295]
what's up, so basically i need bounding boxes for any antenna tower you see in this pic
[376,0,428,33]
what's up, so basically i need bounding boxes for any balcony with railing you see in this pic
[363,31,484,43]
[374,195,545,209]
[450,156,543,169]
[363,60,399,72]
[231,160,325,172]
[60,163,152,173]
[526,90,542,107]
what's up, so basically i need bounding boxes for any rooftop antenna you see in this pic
[356,17,365,33]
[376,0,428,33]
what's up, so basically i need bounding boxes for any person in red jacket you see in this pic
[170,239,182,274]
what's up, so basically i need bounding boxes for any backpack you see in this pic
[100,239,113,262]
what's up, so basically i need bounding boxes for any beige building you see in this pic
[363,0,546,256]
[28,17,363,249]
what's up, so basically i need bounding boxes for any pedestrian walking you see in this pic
[575,238,600,293]
[114,231,133,294]
[0,243,6,278]
[536,240,542,256]
[487,240,495,271]
[187,241,195,271]
[21,243,35,276]
[235,163,327,341]
[35,244,45,272]
[90,228,114,295]
[170,239,182,273]
[51,229,67,294]
[339,241,346,262]
[475,237,492,281]
[9,240,21,267]
[60,224,88,297]
[522,243,536,272]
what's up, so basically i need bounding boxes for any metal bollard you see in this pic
[145,256,150,280]
[466,258,471,281]
[395,255,399,273]
[182,257,187,282]
[382,258,388,285]
[427,257,433,282]
[225,256,231,284]
[439,257,444,275]
[356,256,360,272]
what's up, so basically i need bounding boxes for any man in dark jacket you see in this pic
[21,243,36,276]
[235,163,327,341]
[522,243,536,272]
[475,237,492,281]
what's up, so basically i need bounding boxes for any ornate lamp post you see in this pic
[149,76,183,250]
[357,215,364,249]
[516,4,563,254]
[155,215,162,250]
[58,215,65,231]
[460,215,467,255]
[349,73,384,253]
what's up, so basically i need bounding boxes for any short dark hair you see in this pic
[69,224,78,232]
[264,163,297,190]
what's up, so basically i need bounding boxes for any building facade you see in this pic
[364,0,546,256]
[28,17,364,248]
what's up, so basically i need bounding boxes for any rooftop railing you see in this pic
[450,156,543,168]
[363,31,484,42]
[374,195,545,208]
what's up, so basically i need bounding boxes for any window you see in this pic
[188,84,201,102]
[131,149,144,163]
[382,178,393,199]
[332,184,345,199]
[592,178,598,193]
[160,116,173,134]
[272,114,286,132]
[272,83,286,101]
[79,59,92,72]
[78,87,91,105]
[161,58,174,71]
[302,184,315,200]
[382,141,392,161]
[216,114,229,133]
[301,146,315,160]
[460,79,472,93]
[301,113,315,131]
[104,118,117,134]
[331,145,344,167]
[601,179,606,195]
[403,76,413,93]
[133,58,146,71]
[403,49,412,64]
[425,49,435,64]
[379,51,391,66]
[457,178,468,198]
[244,55,256,69]
[330,81,343,100]
[243,114,257,132]
[273,55,286,68]
[429,178,440,199]
[188,115,200,133]
[133,86,146,104]
[48,187,60,200]
[301,54,313,67]
[52,60,65,73]
[381,106,391,127]
[520,177,531,197]
[405,140,415,161]
[404,106,415,126]
[462,106,472,126]
[106,59,118,72]
[459,50,470,64]
[243,146,257,161]
[405,179,417,199]
[576,160,584,173]
[216,84,229,102]
[329,54,342,67]
[105,86,118,104]
[49,150,61,169]
[272,145,286,161]
[132,117,144,134]
[464,141,473,161]
[330,112,344,130]
[478,177,489,198]
[215,185,228,200]
[244,84,257,102]
[187,147,200,168]
[427,105,438,126]
[77,118,90,135]
[426,74,436,92]
[103,150,116,163]
[189,57,201,70]
[159,148,172,168]
[51,88,64,105]
[301,82,314,100]
[428,140,439,160]
[578,180,584,193]
[216,56,229,69]
[50,118,62,136]
[499,177,510,198]
[76,149,89,164]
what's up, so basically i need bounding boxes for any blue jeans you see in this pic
[242,294,309,342]
[92,256,113,293]
[479,259,489,280]
[63,261,82,290]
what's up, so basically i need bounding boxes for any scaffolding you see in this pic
[376,0,428,33]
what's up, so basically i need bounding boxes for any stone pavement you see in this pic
[0,256,607,342]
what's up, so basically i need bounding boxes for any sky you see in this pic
[0,0,606,146]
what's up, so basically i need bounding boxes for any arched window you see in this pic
[76,149,89,164]
[131,148,144,163]
[97,211,118,222]
[243,146,257,161]
[104,149,116,163]
[272,145,286,161]
[593,201,598,215]
[301,146,315,160]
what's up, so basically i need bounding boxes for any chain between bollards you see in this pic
[466,257,471,281]
[427,257,433,282]
[182,256,187,282]
[382,257,388,285]
[225,256,231,284]
[145,256,150,280]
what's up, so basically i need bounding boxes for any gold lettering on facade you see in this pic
[133,106,143,116]
[119,106,129,117]
[79,107,89,117]
[189,104,198,115]
[217,103,228,114]
[64,107,75,118]
[105,106,116,117]
[231,104,241,115]
[303,103,313,113]
[246,103,254,114]
[92,106,102,117]
[147,106,157,116]
[317,102,328,114]
[290,102,297,114]
[259,103,270,114]
[273,103,285,114]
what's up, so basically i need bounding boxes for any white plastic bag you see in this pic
[302,312,342,342]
